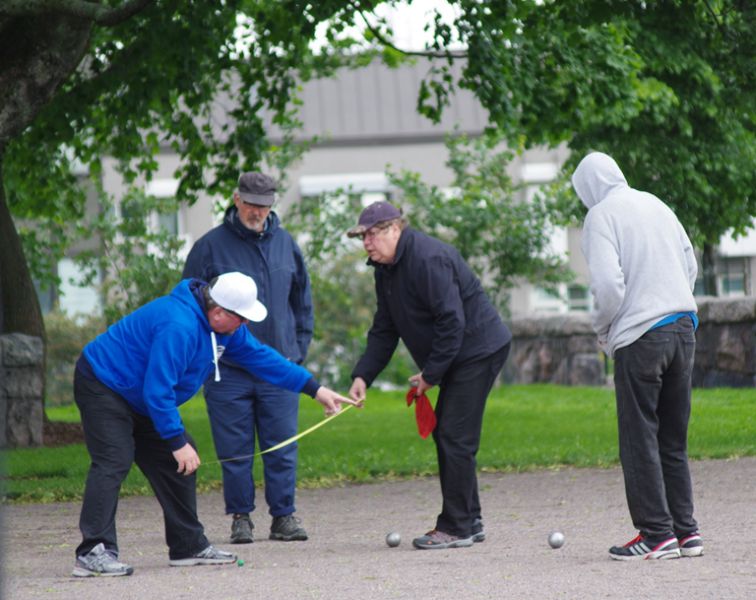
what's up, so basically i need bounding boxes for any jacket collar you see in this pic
[223,205,279,240]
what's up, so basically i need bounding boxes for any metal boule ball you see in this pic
[386,532,401,547]
[548,531,565,549]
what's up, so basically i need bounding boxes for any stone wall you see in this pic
[504,313,606,386]
[504,297,756,388]
[0,333,44,448]
[693,297,756,387]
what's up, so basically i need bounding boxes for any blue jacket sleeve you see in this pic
[224,327,317,393]
[141,324,193,448]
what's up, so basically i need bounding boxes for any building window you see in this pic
[299,172,389,199]
[145,179,182,236]
[718,257,748,297]
[57,258,101,319]
[531,285,567,314]
[567,284,591,312]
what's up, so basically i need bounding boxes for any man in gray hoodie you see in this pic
[572,152,703,561]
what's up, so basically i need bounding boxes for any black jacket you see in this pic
[352,227,511,386]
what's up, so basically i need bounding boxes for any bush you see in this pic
[44,310,106,406]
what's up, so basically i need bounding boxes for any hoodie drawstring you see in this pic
[210,330,221,382]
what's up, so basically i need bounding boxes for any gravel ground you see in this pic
[3,457,755,600]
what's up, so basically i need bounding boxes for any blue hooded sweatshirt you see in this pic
[83,279,318,449]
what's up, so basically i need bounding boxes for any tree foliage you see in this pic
[1,0,753,331]
[285,133,570,385]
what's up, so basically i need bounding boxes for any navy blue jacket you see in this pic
[352,227,512,387]
[182,207,313,366]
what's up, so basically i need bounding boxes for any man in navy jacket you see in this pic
[183,172,314,544]
[347,201,512,550]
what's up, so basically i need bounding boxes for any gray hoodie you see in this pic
[571,152,698,357]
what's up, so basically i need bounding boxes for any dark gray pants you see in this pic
[613,318,698,541]
[74,368,209,560]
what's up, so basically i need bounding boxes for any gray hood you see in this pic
[571,152,628,209]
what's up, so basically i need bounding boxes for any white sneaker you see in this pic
[72,543,133,577]
[169,544,237,566]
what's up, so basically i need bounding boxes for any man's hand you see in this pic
[408,372,434,397]
[316,386,363,416]
[349,377,367,403]
[173,443,201,475]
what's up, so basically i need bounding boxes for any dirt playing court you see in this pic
[3,457,755,599]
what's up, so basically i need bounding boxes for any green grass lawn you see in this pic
[2,384,754,503]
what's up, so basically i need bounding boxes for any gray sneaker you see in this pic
[231,513,254,544]
[72,543,134,577]
[471,518,486,543]
[412,529,474,550]
[169,545,237,567]
[269,514,308,541]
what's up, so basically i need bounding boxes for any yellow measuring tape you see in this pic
[206,404,354,465]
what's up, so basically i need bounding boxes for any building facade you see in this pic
[53,59,755,318]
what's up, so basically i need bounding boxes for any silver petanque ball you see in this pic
[548,531,565,549]
[385,532,401,547]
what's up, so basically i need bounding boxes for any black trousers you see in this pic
[74,369,209,560]
[433,343,510,537]
[613,318,698,541]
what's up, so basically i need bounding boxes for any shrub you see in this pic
[44,310,106,406]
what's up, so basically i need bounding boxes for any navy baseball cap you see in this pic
[347,201,401,238]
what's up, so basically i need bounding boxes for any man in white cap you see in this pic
[71,272,356,577]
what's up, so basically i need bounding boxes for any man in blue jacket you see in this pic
[182,172,314,544]
[346,201,512,550]
[72,272,355,577]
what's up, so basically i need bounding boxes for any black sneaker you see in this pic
[270,514,308,541]
[72,543,134,577]
[169,545,237,567]
[678,532,704,557]
[231,513,254,544]
[609,534,681,561]
[471,518,486,543]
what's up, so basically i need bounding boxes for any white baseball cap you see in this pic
[208,272,267,322]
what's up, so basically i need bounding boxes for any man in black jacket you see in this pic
[347,201,512,550]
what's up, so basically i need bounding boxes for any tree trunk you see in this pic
[0,13,93,446]
[0,158,45,337]
[701,242,718,297]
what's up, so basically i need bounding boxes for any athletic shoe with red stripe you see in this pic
[678,532,704,557]
[609,534,681,561]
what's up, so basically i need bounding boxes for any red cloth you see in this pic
[406,388,437,439]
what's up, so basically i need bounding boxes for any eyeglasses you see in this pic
[358,222,394,241]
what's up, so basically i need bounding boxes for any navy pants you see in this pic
[433,344,510,537]
[204,366,300,517]
[613,318,699,541]
[74,368,209,560]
